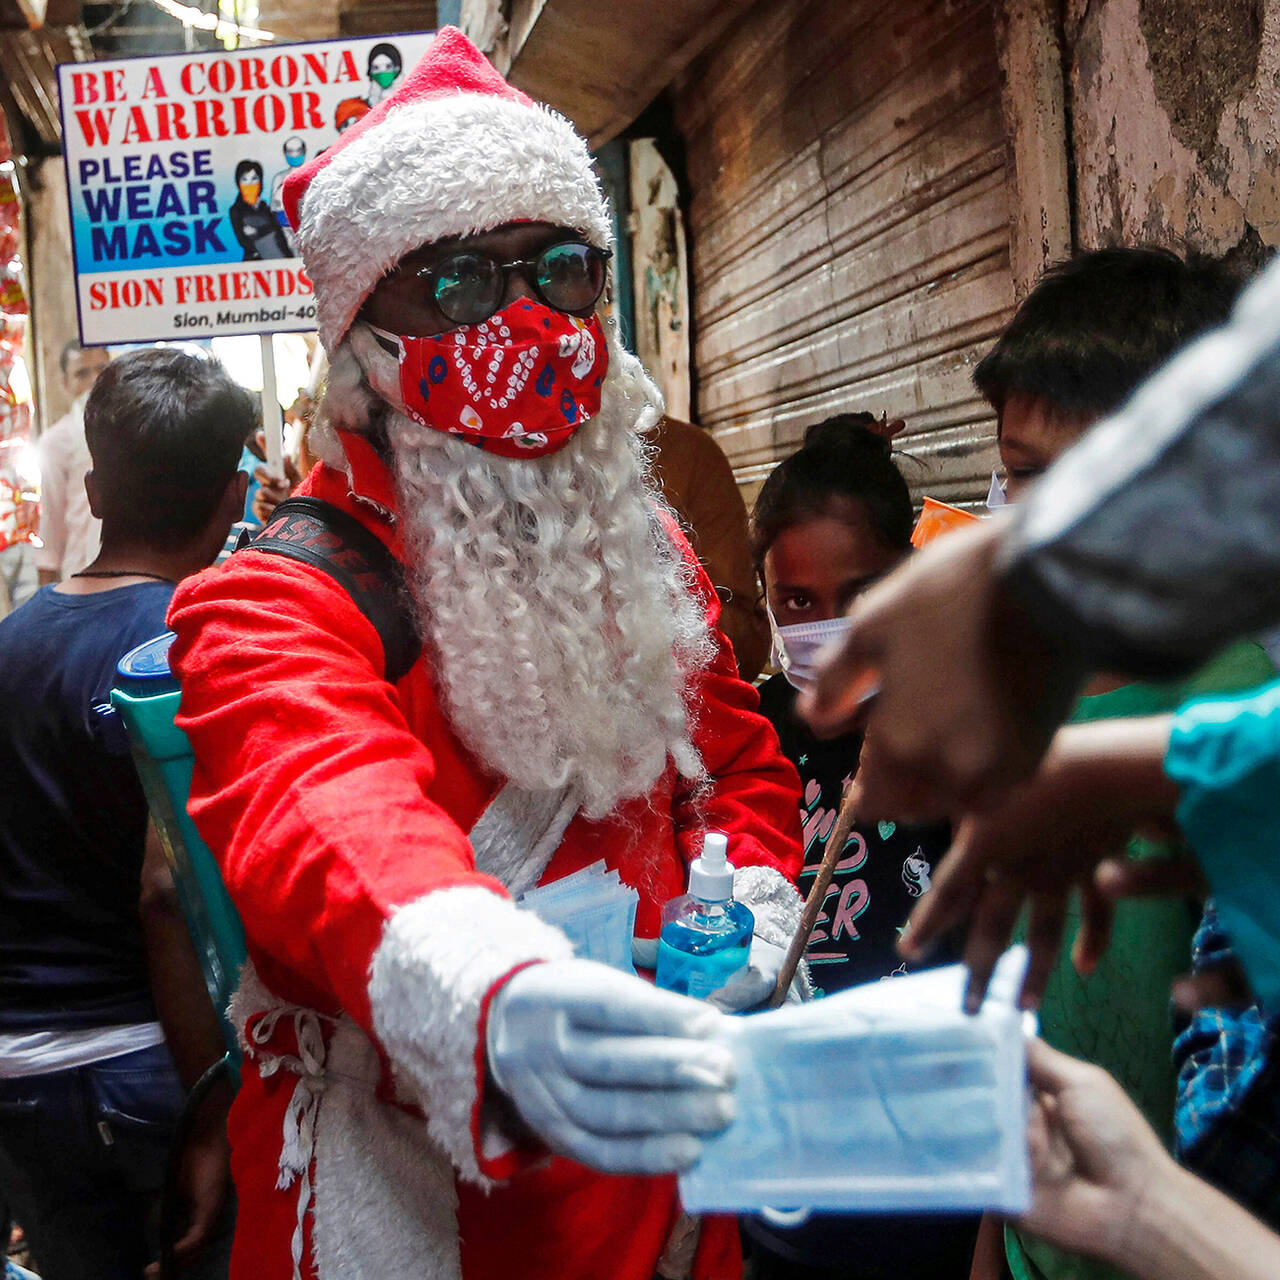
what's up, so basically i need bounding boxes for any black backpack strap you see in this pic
[241,496,421,684]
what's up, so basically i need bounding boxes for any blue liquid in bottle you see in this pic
[655,831,754,1000]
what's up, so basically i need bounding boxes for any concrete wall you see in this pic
[24,155,76,432]
[1068,0,1279,266]
[993,0,1073,296]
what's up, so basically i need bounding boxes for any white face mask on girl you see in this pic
[767,607,854,691]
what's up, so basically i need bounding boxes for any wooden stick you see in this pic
[768,782,860,1008]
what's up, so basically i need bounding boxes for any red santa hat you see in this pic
[284,27,615,352]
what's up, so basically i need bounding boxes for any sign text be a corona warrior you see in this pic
[58,32,436,344]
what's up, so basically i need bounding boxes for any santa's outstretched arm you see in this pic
[170,550,573,1183]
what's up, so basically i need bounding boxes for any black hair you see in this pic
[235,159,263,185]
[974,246,1241,420]
[367,42,402,74]
[751,414,913,570]
[84,347,256,545]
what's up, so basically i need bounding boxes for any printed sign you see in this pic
[58,31,436,345]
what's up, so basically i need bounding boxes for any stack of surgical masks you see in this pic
[679,947,1033,1219]
[518,862,639,974]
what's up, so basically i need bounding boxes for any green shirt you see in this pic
[1007,641,1275,1280]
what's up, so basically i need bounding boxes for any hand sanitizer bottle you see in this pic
[655,831,754,999]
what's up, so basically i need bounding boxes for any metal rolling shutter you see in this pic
[674,0,1014,506]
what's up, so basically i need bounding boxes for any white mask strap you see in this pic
[346,321,406,413]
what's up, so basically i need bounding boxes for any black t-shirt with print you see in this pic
[750,675,978,1280]
[758,673,952,994]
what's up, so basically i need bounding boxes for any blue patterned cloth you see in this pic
[1174,900,1280,1227]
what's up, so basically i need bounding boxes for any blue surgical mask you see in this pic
[518,862,638,974]
[679,946,1034,1220]
[767,607,853,691]
[986,470,1008,510]
[285,152,306,168]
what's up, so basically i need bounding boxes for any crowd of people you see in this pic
[4,23,1280,1280]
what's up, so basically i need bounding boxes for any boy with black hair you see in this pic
[0,347,253,1279]
[966,247,1274,1280]
[976,246,1240,499]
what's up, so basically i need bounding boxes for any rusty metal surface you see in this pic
[675,0,1012,506]
[500,0,761,147]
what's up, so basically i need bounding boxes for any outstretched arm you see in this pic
[667,513,803,887]
[1021,1038,1280,1280]
[898,715,1179,1011]
[804,255,1280,816]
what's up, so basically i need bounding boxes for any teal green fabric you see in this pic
[1168,675,1280,1018]
[1008,641,1275,1280]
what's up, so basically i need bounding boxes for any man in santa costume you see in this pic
[167,27,804,1280]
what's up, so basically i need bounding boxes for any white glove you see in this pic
[708,935,810,1013]
[486,958,736,1174]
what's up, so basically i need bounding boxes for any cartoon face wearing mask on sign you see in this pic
[270,138,308,244]
[229,159,292,262]
[366,41,403,106]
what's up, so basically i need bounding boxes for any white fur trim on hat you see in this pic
[296,93,614,350]
[368,884,574,1186]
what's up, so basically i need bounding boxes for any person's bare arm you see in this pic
[252,455,302,525]
[140,823,227,1086]
[897,715,1181,1011]
[967,1215,1007,1280]
[138,822,232,1272]
[649,418,770,682]
[1021,1038,1280,1280]
[802,260,1280,817]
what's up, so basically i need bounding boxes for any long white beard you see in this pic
[375,332,713,819]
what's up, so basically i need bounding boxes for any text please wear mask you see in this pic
[370,299,608,459]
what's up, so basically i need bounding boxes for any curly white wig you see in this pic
[331,323,713,818]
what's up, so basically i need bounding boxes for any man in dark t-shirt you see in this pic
[0,348,252,1278]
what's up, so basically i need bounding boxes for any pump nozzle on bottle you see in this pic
[656,831,754,999]
[688,831,734,902]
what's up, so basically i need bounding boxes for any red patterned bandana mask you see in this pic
[371,300,609,459]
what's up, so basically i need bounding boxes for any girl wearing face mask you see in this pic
[747,415,977,1280]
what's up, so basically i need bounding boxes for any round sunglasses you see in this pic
[416,239,611,327]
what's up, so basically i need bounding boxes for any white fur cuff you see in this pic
[734,863,813,1000]
[733,864,804,948]
[369,885,574,1185]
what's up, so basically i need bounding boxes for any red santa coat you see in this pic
[168,431,803,1280]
